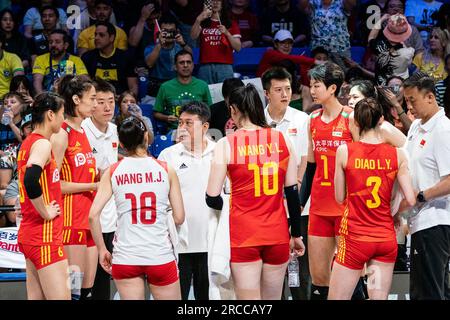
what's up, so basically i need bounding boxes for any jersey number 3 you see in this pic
[366,176,382,209]
[125,192,157,225]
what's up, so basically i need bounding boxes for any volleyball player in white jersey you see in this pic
[89,116,185,300]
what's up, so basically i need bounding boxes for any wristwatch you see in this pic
[417,191,426,203]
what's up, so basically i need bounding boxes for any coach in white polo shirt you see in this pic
[81,79,119,300]
[262,67,311,300]
[158,101,215,300]
[403,72,450,300]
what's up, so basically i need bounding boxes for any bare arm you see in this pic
[334,144,348,204]
[50,128,68,169]
[145,43,162,68]
[218,25,241,52]
[285,138,300,187]
[24,25,33,39]
[168,165,185,225]
[89,167,113,273]
[191,8,211,40]
[60,180,97,194]
[128,4,154,47]
[306,117,315,163]
[301,86,313,113]
[127,77,138,96]
[396,148,416,208]
[206,138,229,197]
[368,14,390,42]
[380,120,406,148]
[33,73,44,95]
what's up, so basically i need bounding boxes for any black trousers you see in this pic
[282,215,312,300]
[178,252,209,300]
[410,225,450,300]
[92,232,115,300]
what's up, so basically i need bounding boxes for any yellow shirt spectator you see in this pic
[0,51,24,98]
[33,52,88,91]
[413,52,447,82]
[77,25,128,53]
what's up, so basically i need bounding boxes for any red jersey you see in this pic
[60,122,96,230]
[17,133,63,246]
[227,128,290,248]
[310,107,353,216]
[199,19,240,65]
[340,142,398,242]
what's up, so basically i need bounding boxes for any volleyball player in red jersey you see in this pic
[304,62,407,300]
[206,84,305,300]
[51,75,98,300]
[329,98,415,300]
[17,92,70,299]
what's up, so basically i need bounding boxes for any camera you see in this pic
[162,30,176,39]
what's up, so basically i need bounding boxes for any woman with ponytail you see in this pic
[329,97,415,300]
[206,84,305,300]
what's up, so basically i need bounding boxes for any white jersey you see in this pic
[110,156,175,265]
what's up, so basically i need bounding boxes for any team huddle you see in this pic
[16,62,447,300]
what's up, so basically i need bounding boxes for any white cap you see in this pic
[274,29,294,42]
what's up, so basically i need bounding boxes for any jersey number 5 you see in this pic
[248,162,279,197]
[366,176,382,209]
[125,192,157,225]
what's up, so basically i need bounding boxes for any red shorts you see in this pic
[86,230,96,248]
[62,228,87,246]
[230,243,290,265]
[308,214,342,237]
[335,236,398,270]
[19,243,67,270]
[111,261,179,286]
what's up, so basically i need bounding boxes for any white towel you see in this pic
[208,194,235,300]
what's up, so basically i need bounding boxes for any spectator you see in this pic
[158,101,215,301]
[311,46,329,63]
[405,0,442,32]
[0,92,25,193]
[384,0,424,55]
[23,0,68,39]
[413,28,449,82]
[153,50,212,131]
[356,0,388,46]
[78,0,117,30]
[33,29,88,94]
[368,14,415,85]
[436,53,450,108]
[29,5,75,64]
[230,0,260,48]
[402,72,450,300]
[260,0,310,47]
[128,0,162,69]
[77,0,128,57]
[82,22,138,95]
[0,32,24,98]
[169,0,204,48]
[209,77,244,138]
[81,79,118,300]
[256,30,317,87]
[115,90,153,157]
[191,0,242,84]
[299,0,356,59]
[9,75,34,107]
[144,14,191,97]
[0,9,30,70]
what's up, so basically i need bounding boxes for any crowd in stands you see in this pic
[0,0,450,299]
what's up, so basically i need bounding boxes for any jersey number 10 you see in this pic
[248,162,279,197]
[125,192,157,225]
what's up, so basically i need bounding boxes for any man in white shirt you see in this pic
[158,101,215,300]
[262,67,311,300]
[403,72,450,300]
[81,79,119,300]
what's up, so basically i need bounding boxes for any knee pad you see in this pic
[69,271,84,300]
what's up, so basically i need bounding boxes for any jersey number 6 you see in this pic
[125,192,157,225]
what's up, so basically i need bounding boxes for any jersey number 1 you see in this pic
[125,192,157,225]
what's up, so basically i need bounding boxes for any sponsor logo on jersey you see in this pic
[53,168,60,182]
[420,139,426,147]
[74,153,86,167]
[288,128,297,135]
[332,131,343,137]
[179,163,188,169]
[92,147,97,154]
[112,142,118,148]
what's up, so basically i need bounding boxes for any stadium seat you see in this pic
[149,132,175,158]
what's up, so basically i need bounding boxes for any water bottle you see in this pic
[14,195,22,228]
[1,106,11,125]
[287,255,300,287]
[128,104,142,117]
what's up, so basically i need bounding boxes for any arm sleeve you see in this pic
[117,28,128,50]
[299,162,316,207]
[11,54,24,73]
[24,164,43,200]
[435,128,450,178]
[74,57,88,75]
[32,55,46,75]
[77,29,89,49]
[285,184,301,237]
